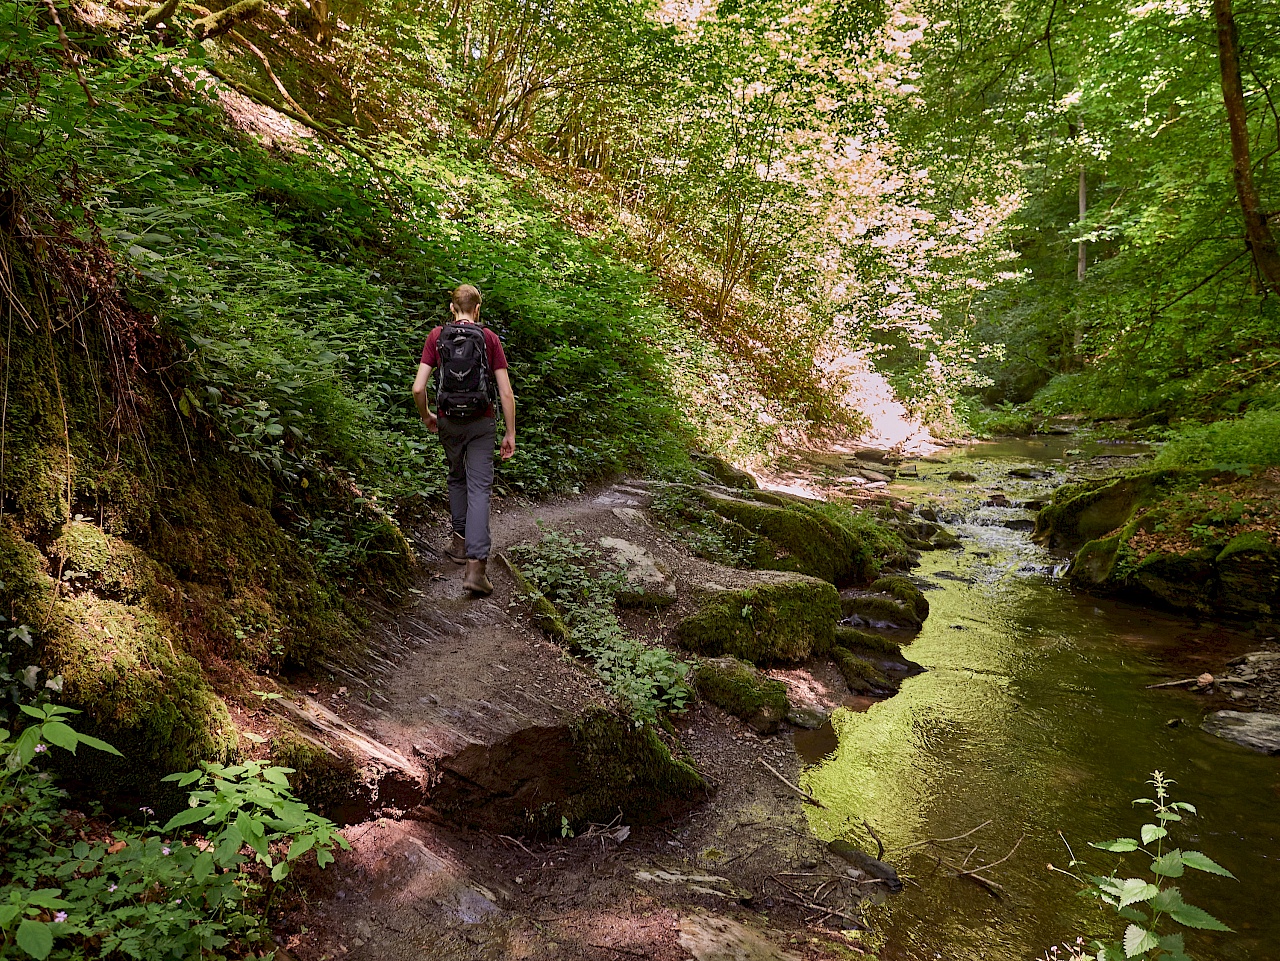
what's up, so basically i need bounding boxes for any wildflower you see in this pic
[108,884,117,892]
[34,743,47,753]
[54,912,67,923]
[162,846,171,856]
[174,899,182,905]
[139,806,154,817]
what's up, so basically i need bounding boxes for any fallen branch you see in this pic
[900,819,992,851]
[226,29,311,120]
[39,0,97,106]
[1145,677,1200,689]
[759,758,826,808]
[861,819,886,860]
[955,834,1024,878]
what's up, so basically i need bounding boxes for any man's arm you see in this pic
[495,368,516,459]
[412,362,437,432]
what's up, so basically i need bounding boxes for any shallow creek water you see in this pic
[794,437,1280,961]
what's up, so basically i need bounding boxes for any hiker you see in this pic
[411,284,516,596]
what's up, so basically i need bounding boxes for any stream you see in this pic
[794,437,1280,961]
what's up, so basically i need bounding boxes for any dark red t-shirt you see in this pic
[421,323,508,417]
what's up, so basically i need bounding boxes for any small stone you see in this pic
[947,471,977,483]
[1196,672,1215,688]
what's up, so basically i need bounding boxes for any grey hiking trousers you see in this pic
[438,414,496,560]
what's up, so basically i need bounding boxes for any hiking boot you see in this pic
[444,532,467,565]
[463,559,493,596]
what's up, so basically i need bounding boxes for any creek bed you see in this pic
[797,437,1279,961]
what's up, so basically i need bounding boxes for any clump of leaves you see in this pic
[508,530,691,723]
[1057,771,1235,961]
[1155,408,1280,470]
[1,705,346,960]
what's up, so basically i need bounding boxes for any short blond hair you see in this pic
[451,284,482,317]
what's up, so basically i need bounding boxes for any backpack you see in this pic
[434,323,495,419]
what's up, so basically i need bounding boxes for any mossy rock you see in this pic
[869,576,929,622]
[675,575,840,664]
[840,591,923,631]
[48,521,165,606]
[434,707,704,835]
[1034,469,1211,549]
[691,452,759,490]
[832,647,891,695]
[270,729,364,820]
[834,625,904,658]
[694,657,789,734]
[688,489,890,585]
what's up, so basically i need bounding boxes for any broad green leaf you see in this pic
[287,835,316,861]
[1150,850,1185,877]
[271,861,290,882]
[163,806,210,831]
[1140,824,1166,845]
[1180,851,1235,878]
[25,892,69,909]
[1117,878,1159,908]
[73,733,122,756]
[1151,886,1185,913]
[192,851,215,883]
[38,721,78,753]
[1168,902,1232,931]
[1090,838,1140,853]
[16,920,53,960]
[1123,924,1159,958]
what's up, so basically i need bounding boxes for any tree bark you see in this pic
[1076,168,1087,283]
[1214,0,1280,296]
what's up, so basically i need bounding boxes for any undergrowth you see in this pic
[1154,408,1280,469]
[508,531,691,723]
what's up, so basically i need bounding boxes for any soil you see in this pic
[275,480,893,961]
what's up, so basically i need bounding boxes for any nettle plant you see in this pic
[1063,772,1235,961]
[1,705,347,960]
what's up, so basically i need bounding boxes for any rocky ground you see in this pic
[269,476,924,961]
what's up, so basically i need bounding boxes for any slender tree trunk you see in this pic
[1076,168,1087,283]
[1213,0,1280,296]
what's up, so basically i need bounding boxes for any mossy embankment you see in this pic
[1035,466,1280,625]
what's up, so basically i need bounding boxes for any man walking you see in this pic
[412,284,516,596]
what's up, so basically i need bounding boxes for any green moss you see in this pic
[869,576,929,622]
[833,625,904,658]
[832,647,890,695]
[49,521,164,605]
[553,708,704,833]
[500,553,571,646]
[1034,469,1210,549]
[1216,529,1276,564]
[693,656,788,732]
[270,729,360,817]
[675,575,840,664]
[840,591,923,631]
[691,489,892,584]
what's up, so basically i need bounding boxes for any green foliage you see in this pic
[1063,772,1235,961]
[1154,409,1280,469]
[508,531,692,722]
[0,708,345,960]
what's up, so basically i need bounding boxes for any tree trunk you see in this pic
[1213,0,1280,296]
[1076,168,1087,283]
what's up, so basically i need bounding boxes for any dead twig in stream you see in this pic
[759,758,826,808]
[861,819,886,860]
[900,819,993,851]
[1145,677,1202,689]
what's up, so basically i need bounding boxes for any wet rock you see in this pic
[841,590,922,631]
[918,507,938,522]
[1002,519,1036,532]
[985,493,1011,508]
[854,447,896,464]
[947,471,977,483]
[931,531,963,550]
[856,467,894,483]
[898,464,919,478]
[1202,711,1280,754]
[1020,498,1047,511]
[694,657,789,735]
[785,704,830,729]
[637,870,752,902]
[599,536,676,608]
[1008,466,1049,479]
[827,839,903,892]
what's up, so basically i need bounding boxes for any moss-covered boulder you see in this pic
[1,523,235,787]
[1054,467,1280,622]
[694,657,789,734]
[1034,469,1211,549]
[832,646,892,695]
[833,626,925,691]
[433,707,704,835]
[691,452,759,490]
[675,574,841,664]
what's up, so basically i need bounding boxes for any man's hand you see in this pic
[500,432,515,459]
[422,411,438,433]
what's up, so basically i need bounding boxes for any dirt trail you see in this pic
[275,480,882,961]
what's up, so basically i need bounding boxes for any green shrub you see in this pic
[1154,408,1280,469]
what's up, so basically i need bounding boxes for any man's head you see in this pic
[450,284,483,322]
